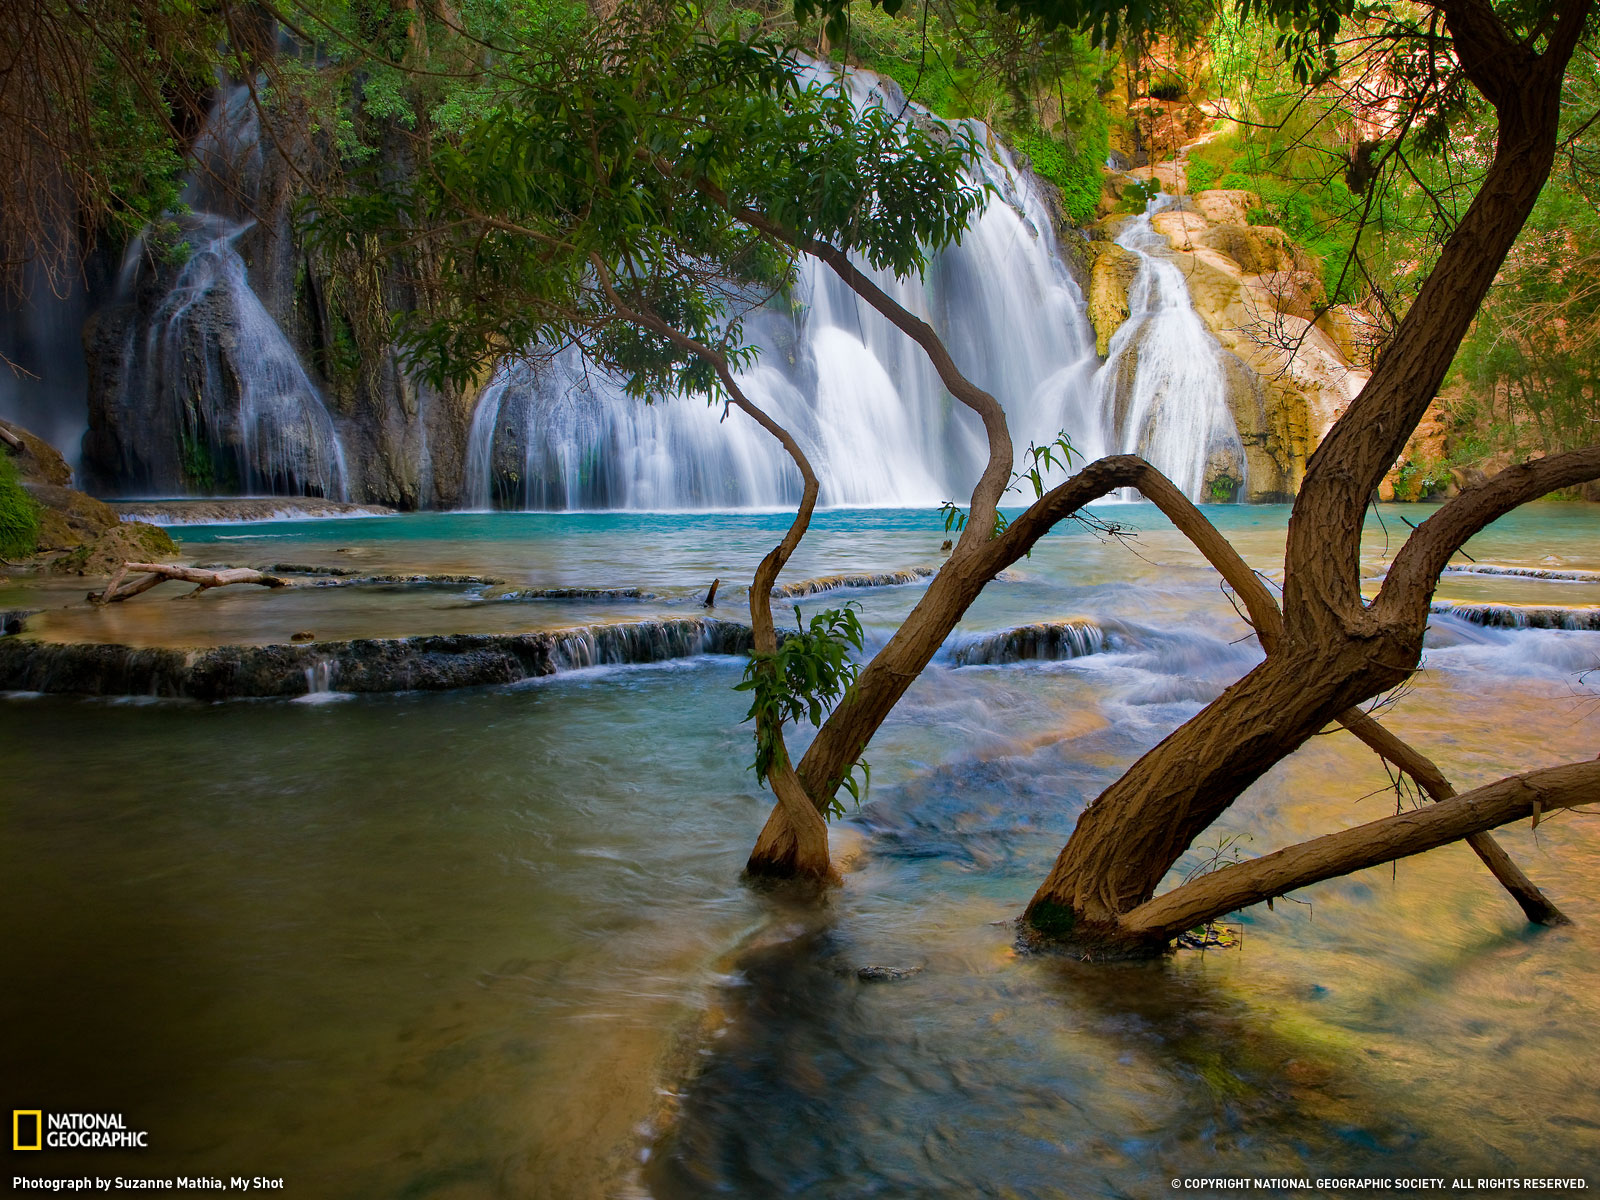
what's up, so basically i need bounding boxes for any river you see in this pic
[4,502,1598,1197]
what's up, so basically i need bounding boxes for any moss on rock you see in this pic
[50,521,180,576]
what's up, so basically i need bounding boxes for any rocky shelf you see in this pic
[0,618,754,699]
[949,619,1114,666]
[110,499,398,525]
[1429,600,1600,631]
[769,568,936,599]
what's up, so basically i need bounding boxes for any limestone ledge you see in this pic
[0,618,756,699]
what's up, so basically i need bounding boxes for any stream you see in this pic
[4,502,1599,1197]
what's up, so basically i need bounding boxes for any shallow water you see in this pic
[4,503,1599,1197]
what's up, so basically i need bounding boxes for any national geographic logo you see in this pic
[13,1111,41,1151]
[12,1111,149,1150]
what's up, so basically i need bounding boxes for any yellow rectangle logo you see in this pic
[13,1109,43,1150]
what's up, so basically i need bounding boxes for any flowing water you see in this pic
[1098,198,1245,499]
[4,503,1600,1197]
[102,85,350,499]
[462,69,1113,512]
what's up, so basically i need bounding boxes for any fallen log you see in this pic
[93,562,287,604]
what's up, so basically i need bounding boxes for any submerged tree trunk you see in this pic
[1018,0,1598,950]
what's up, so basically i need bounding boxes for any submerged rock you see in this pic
[489,586,658,602]
[0,618,755,699]
[770,568,935,599]
[951,620,1111,666]
[854,965,925,983]
[1429,600,1600,631]
[301,573,506,589]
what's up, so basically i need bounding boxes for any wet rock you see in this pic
[1440,564,1600,583]
[1429,601,1600,631]
[854,965,925,983]
[269,563,360,577]
[290,631,316,642]
[302,573,506,589]
[107,498,397,524]
[489,586,657,602]
[770,568,934,599]
[951,620,1112,666]
[0,618,756,699]
[1087,242,1142,357]
[2,609,37,636]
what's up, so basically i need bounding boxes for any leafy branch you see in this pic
[735,603,870,819]
[939,432,1081,546]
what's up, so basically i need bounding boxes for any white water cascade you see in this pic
[465,70,1113,510]
[112,86,348,498]
[1096,196,1244,500]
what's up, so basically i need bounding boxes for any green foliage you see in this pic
[1448,179,1600,463]
[1206,472,1239,502]
[938,432,1080,545]
[178,432,216,493]
[824,1,1113,231]
[1014,116,1107,225]
[0,455,41,559]
[734,603,869,818]
[1390,457,1451,502]
[316,10,986,403]
[1182,127,1357,299]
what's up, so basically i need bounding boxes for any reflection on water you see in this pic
[3,504,1599,1197]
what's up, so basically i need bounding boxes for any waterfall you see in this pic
[1096,196,1244,500]
[465,69,1108,511]
[0,260,90,475]
[106,85,348,499]
[121,211,349,498]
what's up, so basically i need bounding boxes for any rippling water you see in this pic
[4,503,1598,1197]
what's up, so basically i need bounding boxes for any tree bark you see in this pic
[1118,760,1600,946]
[587,256,837,879]
[1019,0,1596,949]
[94,563,287,604]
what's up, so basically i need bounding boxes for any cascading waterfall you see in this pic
[1096,196,1245,500]
[110,85,348,498]
[466,69,1112,511]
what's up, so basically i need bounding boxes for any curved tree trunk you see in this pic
[1019,0,1597,951]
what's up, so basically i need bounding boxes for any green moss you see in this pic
[0,454,41,559]
[1026,898,1078,939]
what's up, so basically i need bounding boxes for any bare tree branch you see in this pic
[1121,759,1600,944]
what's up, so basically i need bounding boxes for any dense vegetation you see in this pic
[1173,10,1600,492]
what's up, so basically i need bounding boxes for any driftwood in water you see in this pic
[93,562,288,604]
[704,577,720,608]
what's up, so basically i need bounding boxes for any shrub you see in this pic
[0,453,41,559]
